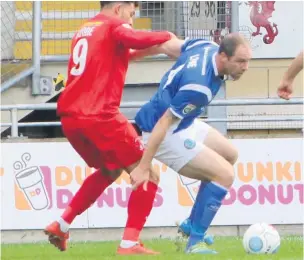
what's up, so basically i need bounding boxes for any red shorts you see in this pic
[61,114,143,170]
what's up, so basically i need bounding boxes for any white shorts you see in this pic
[142,119,211,172]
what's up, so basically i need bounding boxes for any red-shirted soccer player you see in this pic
[44,1,173,255]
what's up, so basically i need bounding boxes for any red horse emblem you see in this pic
[249,1,278,44]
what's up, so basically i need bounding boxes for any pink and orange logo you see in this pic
[12,153,303,211]
[177,161,303,207]
[13,153,168,211]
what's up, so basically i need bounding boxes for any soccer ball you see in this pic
[243,222,281,254]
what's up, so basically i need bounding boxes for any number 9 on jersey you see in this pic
[70,38,88,76]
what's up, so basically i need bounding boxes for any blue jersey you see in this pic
[135,39,225,133]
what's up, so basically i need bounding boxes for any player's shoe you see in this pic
[44,221,69,251]
[186,242,218,254]
[117,242,160,255]
[177,218,214,245]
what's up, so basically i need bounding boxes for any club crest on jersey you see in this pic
[184,139,196,150]
[183,104,196,115]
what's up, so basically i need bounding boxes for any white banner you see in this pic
[238,1,303,58]
[1,139,303,230]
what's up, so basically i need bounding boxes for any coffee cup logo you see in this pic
[14,153,49,210]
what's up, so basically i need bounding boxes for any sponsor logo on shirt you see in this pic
[182,104,196,115]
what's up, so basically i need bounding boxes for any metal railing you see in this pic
[1,98,303,138]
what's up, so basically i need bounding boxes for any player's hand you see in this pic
[277,78,294,100]
[130,165,150,191]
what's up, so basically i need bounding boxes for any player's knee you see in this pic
[224,164,235,188]
[227,146,238,165]
[220,144,239,165]
[217,164,235,189]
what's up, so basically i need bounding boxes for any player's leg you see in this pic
[45,117,121,251]
[178,122,236,254]
[116,161,160,255]
[179,122,238,238]
[61,117,125,226]
[45,168,119,251]
[178,146,234,254]
[203,126,238,165]
[60,168,121,226]
[107,119,160,255]
[142,122,235,254]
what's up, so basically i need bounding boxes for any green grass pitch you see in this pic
[2,236,303,260]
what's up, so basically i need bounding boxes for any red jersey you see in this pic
[57,13,171,118]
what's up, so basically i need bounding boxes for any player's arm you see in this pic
[112,23,173,50]
[129,38,186,61]
[283,51,303,82]
[278,50,303,100]
[132,37,215,60]
[129,47,164,61]
[138,86,211,171]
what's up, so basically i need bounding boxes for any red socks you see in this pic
[61,168,158,243]
[61,169,114,224]
[122,181,158,241]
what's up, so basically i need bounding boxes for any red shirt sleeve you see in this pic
[112,24,171,49]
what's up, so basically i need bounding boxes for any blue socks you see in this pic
[188,181,208,221]
[187,181,228,249]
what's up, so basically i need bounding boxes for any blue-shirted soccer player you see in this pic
[130,33,252,254]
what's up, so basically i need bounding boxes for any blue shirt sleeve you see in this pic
[169,84,212,119]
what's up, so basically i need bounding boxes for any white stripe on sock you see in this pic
[58,218,70,233]
[120,240,139,248]
[211,181,228,191]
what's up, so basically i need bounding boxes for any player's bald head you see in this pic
[217,33,252,80]
[218,33,250,58]
[100,1,138,9]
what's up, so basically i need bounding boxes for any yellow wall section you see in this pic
[14,40,72,58]
[15,1,100,12]
[15,18,152,32]
[16,20,86,32]
[14,0,151,58]
[14,18,152,58]
[15,1,141,12]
